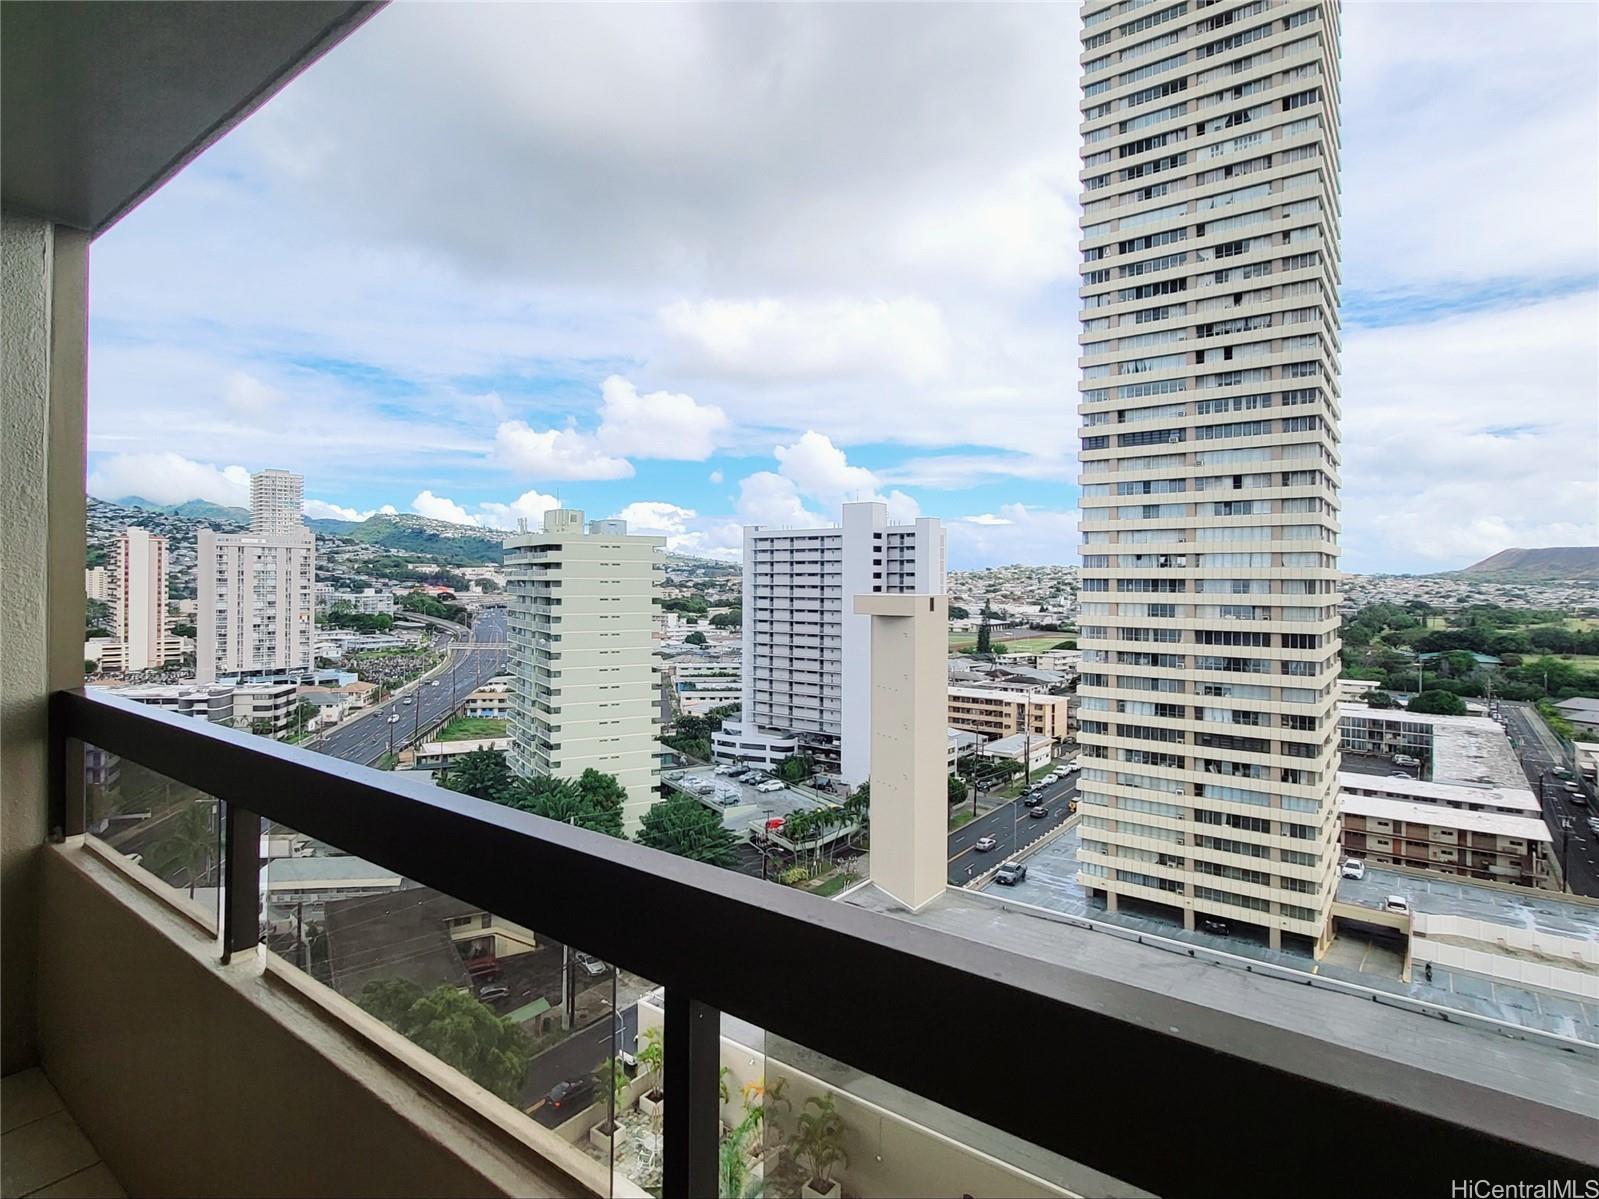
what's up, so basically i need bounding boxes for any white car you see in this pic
[1061,760,1080,774]
[1393,753,1419,767]
[1340,858,1366,880]
[387,714,400,724]
[1383,895,1412,916]
[755,780,787,794]
[973,836,997,853]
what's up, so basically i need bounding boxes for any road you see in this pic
[311,609,508,766]
[947,775,1078,885]
[523,1002,639,1124]
[1501,701,1599,897]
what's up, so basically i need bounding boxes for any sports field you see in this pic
[949,633,1075,654]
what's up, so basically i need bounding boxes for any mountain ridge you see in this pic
[1453,547,1599,581]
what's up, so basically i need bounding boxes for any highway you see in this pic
[1502,701,1599,897]
[310,608,509,766]
[947,774,1078,885]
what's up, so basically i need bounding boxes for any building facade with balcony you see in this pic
[947,685,1073,746]
[726,501,945,784]
[504,509,664,831]
[1074,0,1345,950]
[197,469,316,684]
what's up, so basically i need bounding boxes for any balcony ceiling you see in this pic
[1,0,382,234]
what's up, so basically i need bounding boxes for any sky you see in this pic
[84,2,1599,572]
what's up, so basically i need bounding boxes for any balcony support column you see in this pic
[661,992,719,1199]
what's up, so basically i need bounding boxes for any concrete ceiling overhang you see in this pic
[2,0,383,235]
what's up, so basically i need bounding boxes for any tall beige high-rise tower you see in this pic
[198,469,316,683]
[1075,0,1343,951]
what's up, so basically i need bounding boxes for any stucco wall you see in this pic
[1,213,53,1074]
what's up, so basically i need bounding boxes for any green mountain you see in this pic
[336,513,503,564]
[115,495,251,524]
[1454,547,1599,582]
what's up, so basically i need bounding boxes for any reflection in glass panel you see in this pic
[259,821,653,1197]
[84,742,222,930]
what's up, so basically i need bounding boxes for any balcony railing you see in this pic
[51,687,1597,1197]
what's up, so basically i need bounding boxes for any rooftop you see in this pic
[1339,702,1528,791]
[1337,771,1541,815]
[847,871,1597,1116]
[1341,791,1552,842]
[960,823,1599,1053]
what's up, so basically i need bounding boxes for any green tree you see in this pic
[84,658,98,674]
[150,798,218,897]
[441,749,514,802]
[593,1056,630,1134]
[636,795,738,867]
[171,621,197,639]
[685,631,708,647]
[1408,690,1467,716]
[776,753,816,783]
[357,979,531,1102]
[948,773,968,804]
[710,607,742,629]
[1361,690,1400,709]
[948,605,970,620]
[637,1026,665,1101]
[502,774,624,838]
[85,598,112,638]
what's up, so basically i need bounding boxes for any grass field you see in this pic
[437,716,508,742]
[948,634,1075,653]
[1553,655,1599,668]
[1560,618,1599,631]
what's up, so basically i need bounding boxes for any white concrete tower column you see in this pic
[855,593,947,912]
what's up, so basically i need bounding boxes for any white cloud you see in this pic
[222,370,286,417]
[708,470,724,485]
[411,490,476,524]
[1340,292,1599,570]
[303,499,394,522]
[595,375,728,459]
[477,489,560,530]
[775,431,879,502]
[736,472,823,528]
[660,297,951,384]
[611,501,696,535]
[946,505,1078,569]
[88,452,251,507]
[492,420,634,480]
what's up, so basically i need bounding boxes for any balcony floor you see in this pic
[1,1071,124,1198]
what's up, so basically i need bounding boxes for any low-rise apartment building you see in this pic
[668,659,741,716]
[1340,795,1552,888]
[461,684,510,719]
[109,681,298,735]
[947,686,1072,746]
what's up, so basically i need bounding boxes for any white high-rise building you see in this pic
[109,527,181,672]
[1075,0,1343,951]
[250,469,305,536]
[504,509,664,832]
[197,470,316,683]
[713,502,946,785]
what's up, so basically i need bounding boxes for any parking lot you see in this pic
[664,764,840,837]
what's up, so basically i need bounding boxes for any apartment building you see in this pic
[947,686,1072,745]
[109,527,183,672]
[84,565,109,601]
[504,509,664,831]
[1074,0,1344,950]
[109,681,298,734]
[197,470,317,683]
[714,501,946,784]
[1340,798,1551,889]
[318,587,395,616]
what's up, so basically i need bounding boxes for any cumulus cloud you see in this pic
[411,490,477,524]
[767,431,921,521]
[303,499,395,522]
[737,472,823,528]
[611,501,696,535]
[477,489,561,530]
[492,421,634,480]
[1340,292,1599,570]
[595,375,728,459]
[660,297,951,384]
[88,452,251,507]
[222,370,286,417]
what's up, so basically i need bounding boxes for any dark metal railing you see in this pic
[52,688,1598,1198]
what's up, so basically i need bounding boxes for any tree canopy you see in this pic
[635,794,738,867]
[441,749,514,802]
[357,979,531,1101]
[1407,690,1468,716]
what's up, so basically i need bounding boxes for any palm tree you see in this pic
[151,797,218,897]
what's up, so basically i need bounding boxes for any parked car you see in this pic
[994,863,1027,886]
[1028,806,1049,819]
[1562,780,1580,793]
[1340,858,1366,880]
[1061,760,1080,774]
[546,1078,594,1110]
[1586,816,1599,834]
[756,780,787,794]
[1553,766,1571,778]
[973,836,997,853]
[715,764,740,776]
[477,985,510,1003]
[1393,753,1419,767]
[1571,792,1589,807]
[1383,895,1412,916]
[1388,771,1412,778]
[573,951,606,977]
[1199,917,1230,935]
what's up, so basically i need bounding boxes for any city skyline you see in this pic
[82,3,1597,573]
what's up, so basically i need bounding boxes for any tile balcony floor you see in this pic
[1,1071,124,1198]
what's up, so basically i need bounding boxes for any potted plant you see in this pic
[795,1093,848,1199]
[637,1026,665,1118]
[587,1058,630,1154]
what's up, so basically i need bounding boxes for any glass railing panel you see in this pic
[84,742,222,931]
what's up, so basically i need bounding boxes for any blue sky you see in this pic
[84,3,1598,570]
